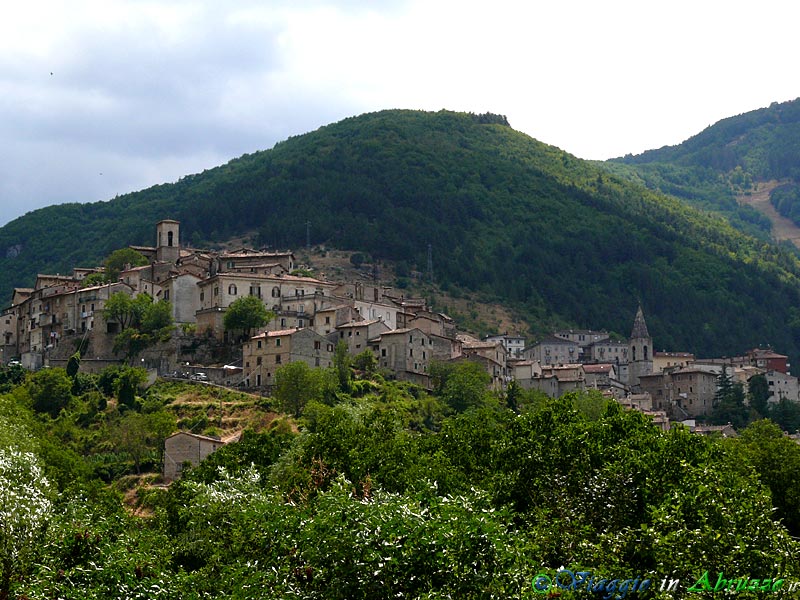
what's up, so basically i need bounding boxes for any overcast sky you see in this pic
[1,0,798,227]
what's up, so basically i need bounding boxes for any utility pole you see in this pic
[427,244,434,283]
[306,221,311,249]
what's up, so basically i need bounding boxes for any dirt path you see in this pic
[739,181,800,249]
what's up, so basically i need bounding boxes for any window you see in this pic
[281,318,286,327]
[214,287,219,296]
[276,338,281,347]
[272,287,280,298]
[327,344,334,352]
[250,285,261,298]
[314,341,321,350]
[257,340,262,349]
[226,261,234,269]
[325,316,330,324]
[228,284,237,295]
[168,231,174,247]
[381,349,387,357]
[256,357,262,366]
[298,319,304,327]
[275,354,282,364]
[200,291,205,302]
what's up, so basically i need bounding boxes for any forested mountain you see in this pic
[3,109,800,360]
[606,97,800,235]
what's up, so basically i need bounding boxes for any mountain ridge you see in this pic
[2,108,800,361]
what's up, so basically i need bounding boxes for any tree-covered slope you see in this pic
[2,109,800,360]
[606,98,800,236]
[615,97,800,178]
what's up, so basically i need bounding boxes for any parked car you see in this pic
[190,372,209,382]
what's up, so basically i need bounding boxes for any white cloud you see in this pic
[0,0,797,226]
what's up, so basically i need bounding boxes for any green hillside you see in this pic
[606,97,800,235]
[2,109,800,360]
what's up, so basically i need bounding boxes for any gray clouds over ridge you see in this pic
[0,0,798,227]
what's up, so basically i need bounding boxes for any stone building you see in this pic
[241,327,335,389]
[163,432,226,483]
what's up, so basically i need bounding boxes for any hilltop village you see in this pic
[1,220,794,434]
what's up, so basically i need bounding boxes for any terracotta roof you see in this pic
[583,364,613,373]
[338,319,382,329]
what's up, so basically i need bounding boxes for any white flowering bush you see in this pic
[0,448,52,598]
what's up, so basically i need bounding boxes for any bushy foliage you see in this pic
[0,449,52,599]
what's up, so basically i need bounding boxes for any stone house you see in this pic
[638,366,719,419]
[653,351,695,373]
[163,432,226,483]
[584,338,629,366]
[371,328,431,387]
[540,364,586,397]
[524,335,580,366]
[553,329,609,361]
[312,304,362,337]
[241,328,335,389]
[583,363,617,388]
[764,369,800,403]
[156,273,202,324]
[336,319,390,355]
[216,249,295,274]
[484,333,526,359]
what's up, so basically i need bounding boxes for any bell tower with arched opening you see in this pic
[628,305,653,389]
[156,219,180,264]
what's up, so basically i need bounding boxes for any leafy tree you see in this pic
[223,295,272,340]
[113,366,148,408]
[738,419,800,535]
[109,295,173,361]
[103,248,148,282]
[103,292,149,330]
[333,340,351,392]
[747,373,770,418]
[112,410,176,474]
[274,362,333,417]
[352,349,377,374]
[141,299,173,334]
[65,352,81,379]
[80,272,106,288]
[710,365,751,429]
[27,368,73,418]
[431,361,492,412]
[769,397,800,433]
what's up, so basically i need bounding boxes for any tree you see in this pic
[440,361,491,413]
[27,368,73,418]
[747,373,770,418]
[103,292,150,331]
[65,352,81,379]
[711,365,751,429]
[141,299,173,334]
[80,272,106,288]
[223,296,272,340]
[103,248,148,283]
[109,296,174,361]
[274,361,333,417]
[113,366,148,408]
[352,349,377,374]
[333,341,352,392]
[113,410,176,474]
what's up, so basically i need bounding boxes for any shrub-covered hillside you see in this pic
[3,358,800,599]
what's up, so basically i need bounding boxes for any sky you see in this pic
[1,0,798,227]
